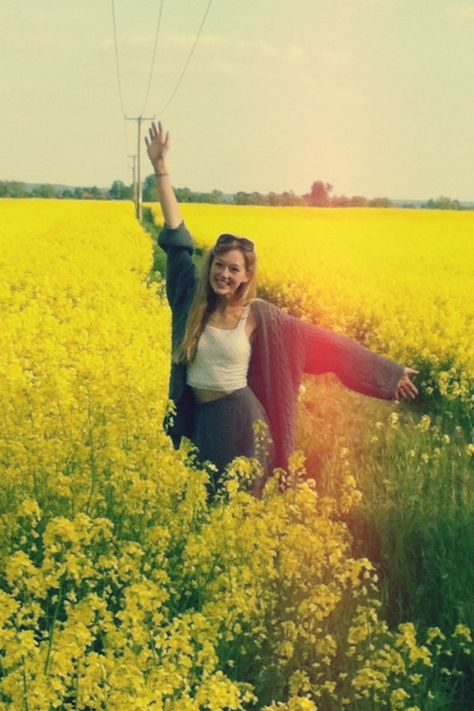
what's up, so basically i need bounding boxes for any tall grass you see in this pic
[296,377,474,705]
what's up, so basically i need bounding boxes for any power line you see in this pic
[141,0,164,116]
[110,0,213,118]
[109,0,214,215]
[111,0,129,181]
[157,0,214,116]
[110,0,126,117]
[111,0,160,189]
[111,0,165,118]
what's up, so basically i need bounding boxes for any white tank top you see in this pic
[186,304,252,391]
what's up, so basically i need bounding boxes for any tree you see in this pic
[4,181,28,198]
[332,195,350,207]
[421,196,462,210]
[174,186,194,203]
[86,186,103,199]
[204,189,225,204]
[234,191,266,206]
[233,192,253,205]
[142,174,157,202]
[349,195,369,207]
[32,184,57,198]
[108,180,133,200]
[369,197,393,208]
[307,181,333,207]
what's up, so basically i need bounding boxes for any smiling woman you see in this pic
[145,120,419,496]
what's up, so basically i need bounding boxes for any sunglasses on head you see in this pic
[215,233,254,251]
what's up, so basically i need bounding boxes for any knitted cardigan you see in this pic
[159,221,405,471]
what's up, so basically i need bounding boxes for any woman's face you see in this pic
[210,249,249,299]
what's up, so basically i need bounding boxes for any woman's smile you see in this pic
[210,249,249,297]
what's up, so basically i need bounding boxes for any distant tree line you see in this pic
[0,178,469,210]
[420,196,463,210]
[0,180,111,200]
[300,181,467,209]
[142,176,393,207]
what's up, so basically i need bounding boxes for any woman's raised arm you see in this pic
[145,121,183,229]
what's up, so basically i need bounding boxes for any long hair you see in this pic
[173,237,257,364]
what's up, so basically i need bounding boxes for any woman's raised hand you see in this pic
[145,120,182,228]
[145,120,170,169]
[395,367,419,401]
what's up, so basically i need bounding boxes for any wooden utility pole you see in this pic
[126,115,154,221]
[128,154,137,206]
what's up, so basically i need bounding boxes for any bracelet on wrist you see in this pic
[155,171,169,178]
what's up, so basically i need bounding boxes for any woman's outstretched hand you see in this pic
[145,120,170,168]
[396,367,419,401]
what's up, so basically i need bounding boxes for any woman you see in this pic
[145,121,418,493]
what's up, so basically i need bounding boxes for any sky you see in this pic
[2,0,474,201]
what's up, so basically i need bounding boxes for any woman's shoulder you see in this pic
[249,298,294,327]
[248,298,305,358]
[250,297,285,314]
[249,297,271,311]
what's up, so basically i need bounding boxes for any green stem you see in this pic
[85,390,97,514]
[21,663,30,711]
[44,574,65,675]
[74,657,80,708]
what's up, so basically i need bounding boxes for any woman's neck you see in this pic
[214,296,243,314]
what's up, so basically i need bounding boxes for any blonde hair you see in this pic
[173,238,257,364]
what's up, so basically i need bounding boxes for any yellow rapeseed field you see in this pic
[1,199,471,709]
[153,204,474,414]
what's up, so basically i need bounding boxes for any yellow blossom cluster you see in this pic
[154,204,474,417]
[1,199,471,709]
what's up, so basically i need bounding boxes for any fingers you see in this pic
[396,376,419,401]
[404,380,418,399]
[397,366,420,400]
[145,120,167,144]
[401,383,417,400]
[155,121,164,140]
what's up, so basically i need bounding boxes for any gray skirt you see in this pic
[191,386,274,478]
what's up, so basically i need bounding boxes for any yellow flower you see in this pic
[453,624,472,643]
[390,688,410,709]
[419,415,431,432]
[2,199,472,710]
